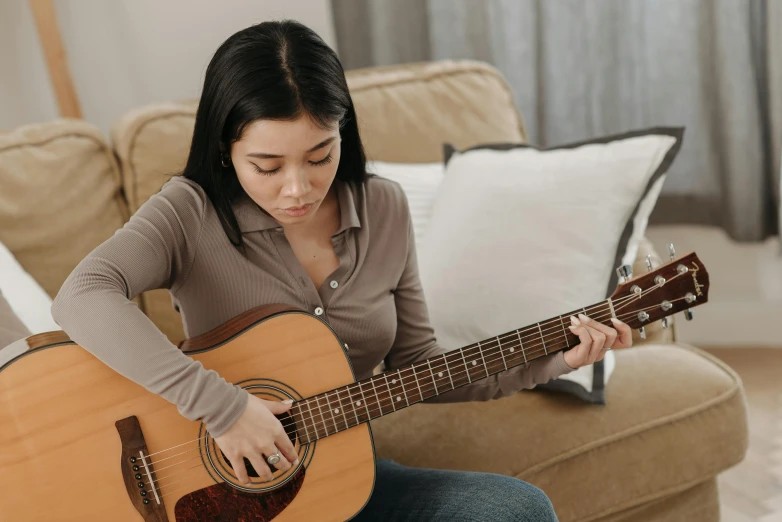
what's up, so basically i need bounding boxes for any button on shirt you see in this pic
[51,174,573,437]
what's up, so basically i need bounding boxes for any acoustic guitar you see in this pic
[0,251,709,521]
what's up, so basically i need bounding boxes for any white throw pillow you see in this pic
[0,240,59,336]
[418,128,684,403]
[366,161,444,249]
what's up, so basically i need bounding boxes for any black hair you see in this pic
[182,20,367,247]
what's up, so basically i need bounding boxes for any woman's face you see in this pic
[230,116,342,227]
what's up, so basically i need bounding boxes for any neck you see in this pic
[290,299,616,444]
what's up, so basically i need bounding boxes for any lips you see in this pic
[281,203,313,217]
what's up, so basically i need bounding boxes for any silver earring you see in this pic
[221,154,230,168]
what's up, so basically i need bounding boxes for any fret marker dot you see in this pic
[509,348,515,353]
[334,408,339,414]
[472,361,477,366]
[437,372,443,378]
[391,379,396,384]
[356,401,361,406]
[396,397,401,402]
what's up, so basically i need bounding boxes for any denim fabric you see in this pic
[352,459,558,521]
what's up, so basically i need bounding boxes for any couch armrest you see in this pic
[628,236,676,345]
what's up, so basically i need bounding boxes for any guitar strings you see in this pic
[140,291,640,461]
[138,293,691,496]
[136,275,690,491]
[143,284,651,460]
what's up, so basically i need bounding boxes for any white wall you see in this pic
[646,225,782,348]
[0,0,336,134]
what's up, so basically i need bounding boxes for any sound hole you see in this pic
[219,410,298,478]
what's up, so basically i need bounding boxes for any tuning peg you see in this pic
[645,254,653,271]
[662,317,669,329]
[684,309,694,321]
[616,264,633,283]
[668,243,676,261]
[638,326,647,339]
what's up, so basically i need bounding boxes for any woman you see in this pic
[52,20,632,521]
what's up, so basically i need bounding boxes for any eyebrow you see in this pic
[246,137,336,159]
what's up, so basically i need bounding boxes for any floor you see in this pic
[704,348,782,522]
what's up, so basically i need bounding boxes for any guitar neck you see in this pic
[291,299,614,444]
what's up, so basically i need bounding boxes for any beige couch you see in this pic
[0,60,747,521]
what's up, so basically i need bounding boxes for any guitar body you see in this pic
[0,306,375,521]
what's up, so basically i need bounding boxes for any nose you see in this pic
[282,168,312,200]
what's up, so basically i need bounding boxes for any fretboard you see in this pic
[291,300,614,444]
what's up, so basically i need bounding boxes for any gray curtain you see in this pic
[332,0,781,243]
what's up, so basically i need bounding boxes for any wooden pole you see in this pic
[28,0,82,118]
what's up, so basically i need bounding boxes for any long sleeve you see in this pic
[385,195,575,403]
[51,178,247,437]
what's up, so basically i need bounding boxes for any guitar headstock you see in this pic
[609,250,709,332]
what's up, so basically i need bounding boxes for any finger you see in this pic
[247,451,273,482]
[228,453,250,484]
[581,323,606,363]
[578,314,617,348]
[610,317,633,348]
[568,317,592,366]
[275,430,298,465]
[265,398,294,415]
[263,445,291,474]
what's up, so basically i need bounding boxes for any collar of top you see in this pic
[232,180,361,235]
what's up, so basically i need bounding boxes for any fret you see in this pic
[497,335,508,370]
[515,330,527,364]
[393,369,410,407]
[337,385,361,427]
[443,354,455,390]
[382,374,396,411]
[294,403,313,444]
[356,381,371,422]
[325,391,339,433]
[537,323,548,355]
[459,349,472,383]
[304,398,320,440]
[560,316,570,350]
[426,359,439,395]
[333,389,349,431]
[410,363,424,402]
[314,394,330,436]
[369,377,383,417]
[477,341,489,378]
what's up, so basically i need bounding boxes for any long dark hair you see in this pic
[182,20,367,247]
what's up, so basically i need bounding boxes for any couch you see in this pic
[0,60,748,521]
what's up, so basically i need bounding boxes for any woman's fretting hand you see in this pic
[564,314,633,369]
[213,395,299,484]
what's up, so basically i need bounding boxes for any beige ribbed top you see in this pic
[51,175,573,437]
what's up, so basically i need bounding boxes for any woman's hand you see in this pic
[213,395,299,484]
[564,314,633,370]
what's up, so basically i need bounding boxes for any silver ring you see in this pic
[266,452,281,466]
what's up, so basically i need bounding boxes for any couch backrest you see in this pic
[0,120,128,298]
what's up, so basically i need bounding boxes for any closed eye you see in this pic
[310,154,333,167]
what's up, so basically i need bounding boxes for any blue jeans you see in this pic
[352,459,558,521]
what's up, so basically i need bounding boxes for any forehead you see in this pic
[236,117,339,153]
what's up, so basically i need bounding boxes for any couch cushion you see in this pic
[0,119,128,299]
[369,342,747,522]
[347,60,526,162]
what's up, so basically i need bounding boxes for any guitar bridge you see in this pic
[115,415,168,521]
